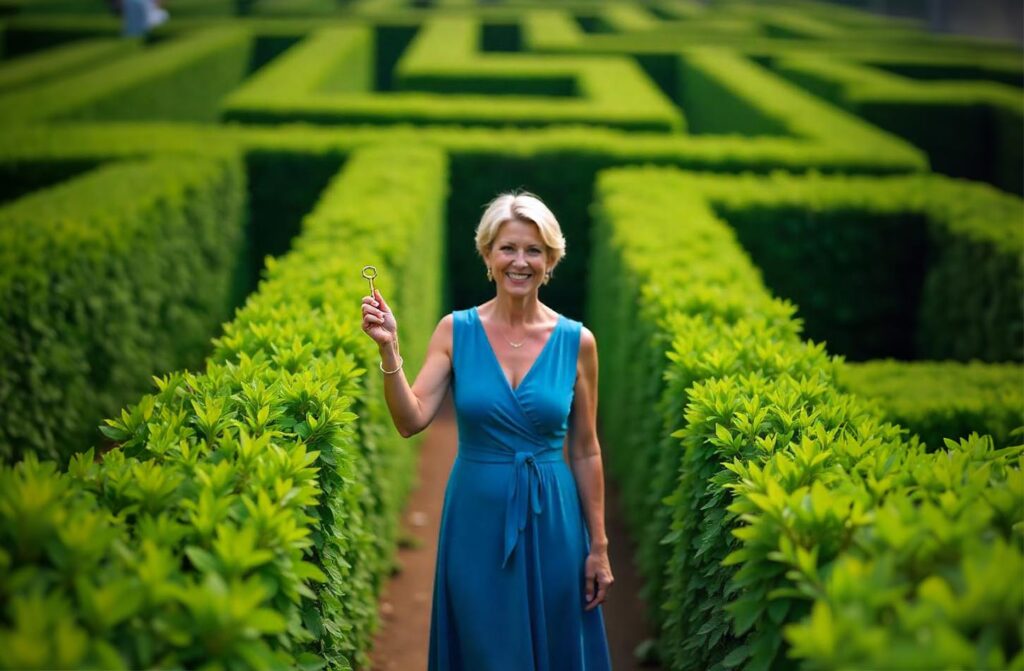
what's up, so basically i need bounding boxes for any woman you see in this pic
[361,191,613,669]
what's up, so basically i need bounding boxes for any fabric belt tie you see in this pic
[458,447,562,569]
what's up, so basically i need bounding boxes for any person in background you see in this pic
[111,0,168,38]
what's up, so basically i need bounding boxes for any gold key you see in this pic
[362,265,377,297]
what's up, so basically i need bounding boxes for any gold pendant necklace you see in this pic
[503,334,525,348]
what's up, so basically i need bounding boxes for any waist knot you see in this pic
[459,447,562,568]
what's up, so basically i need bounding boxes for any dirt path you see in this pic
[369,390,662,670]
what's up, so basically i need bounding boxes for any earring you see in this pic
[543,270,552,285]
[486,266,493,282]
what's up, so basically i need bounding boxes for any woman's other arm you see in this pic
[362,289,452,438]
[568,326,614,610]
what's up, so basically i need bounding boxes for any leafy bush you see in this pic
[0,37,139,94]
[679,171,1024,363]
[772,56,1024,195]
[590,166,1023,670]
[835,359,1024,449]
[0,26,251,124]
[223,16,682,131]
[0,154,247,464]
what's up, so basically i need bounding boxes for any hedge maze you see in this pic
[0,0,1021,669]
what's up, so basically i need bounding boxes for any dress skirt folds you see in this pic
[428,307,612,671]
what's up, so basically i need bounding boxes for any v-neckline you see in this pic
[472,305,562,395]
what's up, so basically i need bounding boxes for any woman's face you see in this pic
[488,218,550,295]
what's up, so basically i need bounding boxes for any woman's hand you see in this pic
[583,549,613,611]
[361,288,398,347]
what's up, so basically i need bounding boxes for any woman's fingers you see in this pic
[361,303,386,321]
[374,288,390,312]
[583,568,613,611]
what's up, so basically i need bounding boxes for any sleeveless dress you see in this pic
[428,306,612,671]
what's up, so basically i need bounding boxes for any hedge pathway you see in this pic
[369,391,661,670]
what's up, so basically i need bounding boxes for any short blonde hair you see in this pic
[474,191,566,275]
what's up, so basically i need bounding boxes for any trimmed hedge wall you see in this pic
[771,56,1024,195]
[223,16,683,131]
[0,26,251,124]
[589,166,1022,671]
[0,154,247,466]
[222,25,374,119]
[0,121,929,329]
[0,37,139,94]
[0,143,447,670]
[681,171,1024,364]
[0,121,930,176]
[835,359,1024,450]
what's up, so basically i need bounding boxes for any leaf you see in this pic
[296,652,327,671]
[99,425,130,441]
[722,644,751,668]
[247,608,287,634]
[185,546,218,573]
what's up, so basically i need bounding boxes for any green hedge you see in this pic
[772,56,1024,195]
[589,166,1023,671]
[0,154,247,466]
[0,120,928,325]
[0,118,929,180]
[222,25,374,119]
[682,171,1024,363]
[679,48,923,160]
[223,15,683,131]
[0,26,251,124]
[0,37,139,94]
[0,143,447,670]
[835,359,1024,450]
[0,15,119,58]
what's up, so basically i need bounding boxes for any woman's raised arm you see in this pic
[361,288,452,437]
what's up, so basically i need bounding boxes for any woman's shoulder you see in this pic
[559,312,584,335]
[448,308,474,325]
[442,309,474,336]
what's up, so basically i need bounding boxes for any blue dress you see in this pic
[428,306,612,671]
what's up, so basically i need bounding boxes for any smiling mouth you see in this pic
[506,272,532,281]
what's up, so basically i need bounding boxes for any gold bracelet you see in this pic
[380,356,404,375]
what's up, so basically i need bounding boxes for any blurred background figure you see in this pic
[110,0,168,38]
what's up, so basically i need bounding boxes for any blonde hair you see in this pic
[474,191,566,278]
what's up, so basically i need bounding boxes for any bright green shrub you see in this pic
[1,0,111,14]
[679,48,921,161]
[0,118,929,180]
[772,56,1024,195]
[250,0,338,16]
[223,15,683,131]
[222,25,374,117]
[0,143,447,670]
[682,171,1024,363]
[206,143,447,667]
[835,359,1024,449]
[588,166,810,664]
[590,166,1023,670]
[0,37,139,94]
[0,26,252,123]
[0,154,247,465]
[0,158,99,206]
[0,14,119,58]
[0,121,927,327]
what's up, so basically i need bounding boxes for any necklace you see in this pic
[503,332,525,348]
